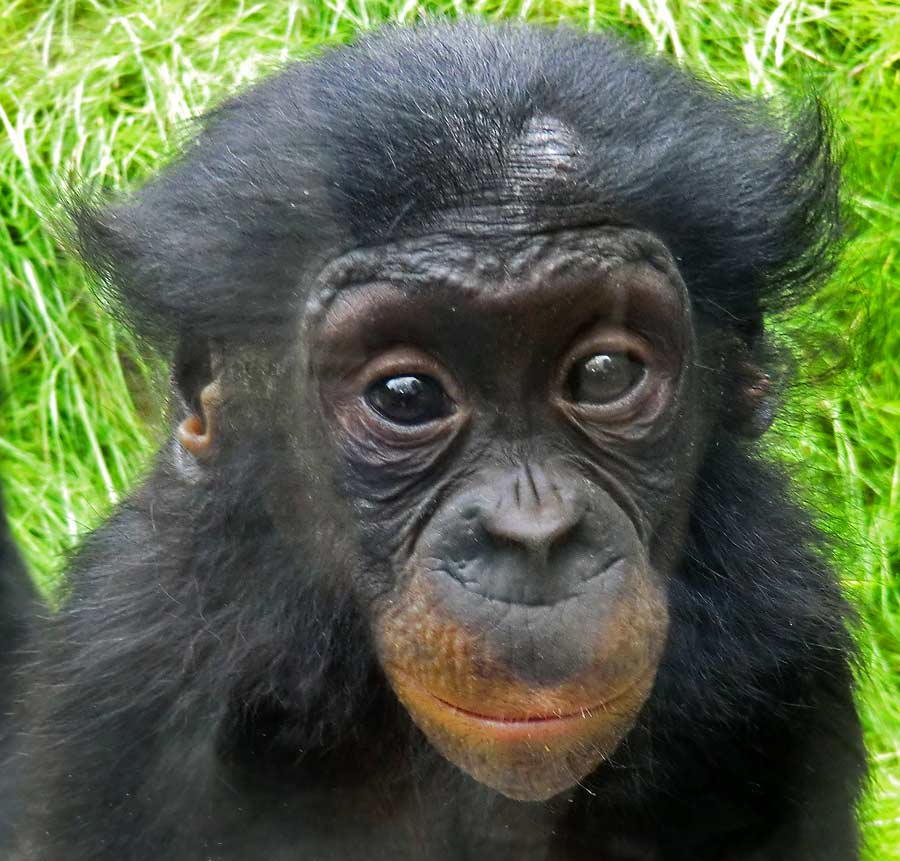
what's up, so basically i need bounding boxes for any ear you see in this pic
[722,358,776,438]
[174,338,223,460]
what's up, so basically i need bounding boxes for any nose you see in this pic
[480,462,584,555]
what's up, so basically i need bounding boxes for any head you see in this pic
[75,22,840,801]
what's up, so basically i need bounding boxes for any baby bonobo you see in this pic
[14,21,864,861]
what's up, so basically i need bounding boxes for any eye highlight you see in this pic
[365,375,453,425]
[566,352,645,405]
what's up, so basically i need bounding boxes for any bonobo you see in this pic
[16,21,865,861]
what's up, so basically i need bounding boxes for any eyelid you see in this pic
[344,346,464,404]
[553,326,659,418]
[558,327,653,384]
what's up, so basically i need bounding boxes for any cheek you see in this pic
[581,409,704,544]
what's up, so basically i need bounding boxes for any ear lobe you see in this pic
[723,361,776,438]
[173,338,223,460]
[177,380,222,457]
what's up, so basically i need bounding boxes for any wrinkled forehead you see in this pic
[310,225,683,303]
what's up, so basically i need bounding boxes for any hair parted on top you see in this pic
[73,21,842,346]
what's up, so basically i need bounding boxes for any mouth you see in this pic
[401,682,613,745]
[429,692,601,725]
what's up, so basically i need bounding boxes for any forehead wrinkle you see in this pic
[312,265,686,348]
[306,227,686,331]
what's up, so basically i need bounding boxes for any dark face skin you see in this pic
[178,118,717,805]
[283,227,698,801]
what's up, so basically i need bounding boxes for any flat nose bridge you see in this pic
[481,462,583,551]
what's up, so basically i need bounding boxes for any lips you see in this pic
[402,681,609,745]
[430,691,600,725]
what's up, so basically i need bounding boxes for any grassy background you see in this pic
[1,0,897,855]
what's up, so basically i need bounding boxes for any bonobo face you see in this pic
[305,226,701,801]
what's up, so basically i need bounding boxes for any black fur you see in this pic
[0,483,35,851]
[16,22,863,860]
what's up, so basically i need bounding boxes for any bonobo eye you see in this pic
[567,352,645,405]
[365,375,453,425]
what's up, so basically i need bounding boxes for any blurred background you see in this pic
[0,0,897,856]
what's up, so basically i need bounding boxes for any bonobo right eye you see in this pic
[365,375,454,425]
[566,352,646,405]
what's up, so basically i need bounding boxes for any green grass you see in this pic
[1,0,898,855]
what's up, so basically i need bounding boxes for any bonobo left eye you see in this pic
[366,375,454,425]
[567,352,645,405]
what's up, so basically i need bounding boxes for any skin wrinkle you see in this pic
[569,454,655,547]
[421,555,628,609]
[306,226,684,307]
[369,454,491,570]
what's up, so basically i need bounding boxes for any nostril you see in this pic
[461,504,480,521]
